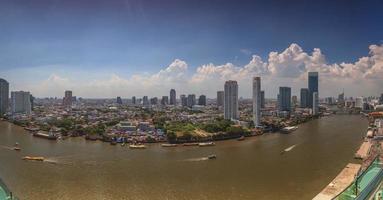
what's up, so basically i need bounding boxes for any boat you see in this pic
[207,154,217,159]
[121,143,126,147]
[33,131,57,140]
[110,141,117,145]
[24,127,40,132]
[183,143,199,146]
[198,142,215,147]
[22,156,45,161]
[129,144,146,149]
[13,142,21,151]
[161,143,177,147]
[237,136,245,141]
[280,126,298,134]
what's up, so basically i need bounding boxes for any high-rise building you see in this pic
[11,91,31,115]
[161,96,169,105]
[170,89,176,105]
[143,96,149,105]
[300,88,309,108]
[260,90,265,108]
[132,96,136,105]
[308,72,319,108]
[292,95,298,107]
[224,80,238,120]
[355,97,364,108]
[252,77,261,127]
[338,92,344,105]
[30,95,35,111]
[0,78,9,115]
[278,87,291,112]
[116,96,123,104]
[187,94,196,107]
[217,91,224,107]
[150,97,158,105]
[198,95,206,106]
[313,92,319,115]
[63,90,73,107]
[180,95,187,107]
[380,93,383,104]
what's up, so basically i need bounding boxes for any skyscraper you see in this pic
[260,90,265,108]
[278,87,291,112]
[63,90,73,107]
[198,95,206,106]
[180,95,187,107]
[300,88,309,108]
[150,97,158,105]
[338,92,344,105]
[132,96,136,105]
[187,94,196,107]
[116,96,122,104]
[380,93,383,104]
[355,97,363,108]
[292,95,298,107]
[308,72,319,108]
[11,91,31,115]
[313,92,319,115]
[217,91,224,107]
[170,89,176,105]
[252,77,261,127]
[161,96,169,105]
[143,96,149,105]
[0,78,9,115]
[224,80,238,120]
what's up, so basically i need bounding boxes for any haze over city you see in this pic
[1,0,383,98]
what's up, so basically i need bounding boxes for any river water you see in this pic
[0,115,367,200]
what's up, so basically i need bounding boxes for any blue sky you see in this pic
[1,0,383,98]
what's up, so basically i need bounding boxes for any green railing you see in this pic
[0,178,17,200]
[334,157,383,200]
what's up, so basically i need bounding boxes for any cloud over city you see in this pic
[17,43,383,98]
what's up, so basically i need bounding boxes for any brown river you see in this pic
[0,115,367,200]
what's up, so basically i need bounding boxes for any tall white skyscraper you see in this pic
[224,80,238,120]
[11,91,31,115]
[252,77,261,127]
[0,78,9,115]
[313,92,319,115]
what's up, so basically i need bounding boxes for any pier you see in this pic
[355,140,372,160]
[313,163,361,200]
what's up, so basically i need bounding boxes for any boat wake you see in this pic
[0,145,14,150]
[281,144,297,154]
[184,157,210,162]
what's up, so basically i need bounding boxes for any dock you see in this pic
[312,163,361,200]
[354,140,372,159]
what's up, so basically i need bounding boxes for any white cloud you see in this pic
[13,44,383,98]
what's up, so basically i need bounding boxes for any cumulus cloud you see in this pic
[20,43,383,98]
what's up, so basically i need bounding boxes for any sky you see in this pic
[0,0,382,98]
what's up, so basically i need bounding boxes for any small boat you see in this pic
[280,126,298,134]
[33,131,57,140]
[207,154,217,159]
[183,143,199,146]
[198,142,215,147]
[110,141,117,145]
[13,142,21,151]
[121,143,126,147]
[24,127,40,132]
[237,136,245,141]
[129,144,146,149]
[161,143,177,147]
[22,156,45,161]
